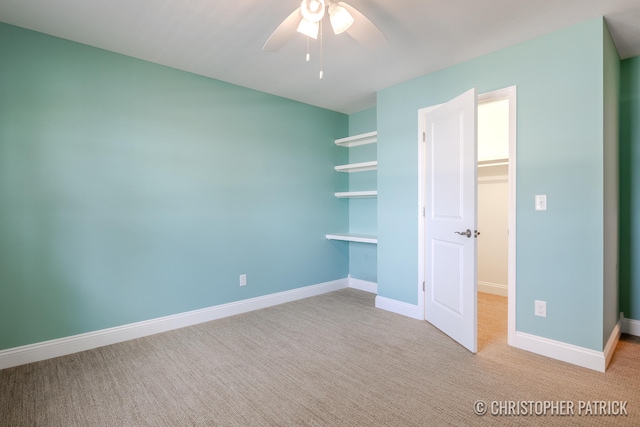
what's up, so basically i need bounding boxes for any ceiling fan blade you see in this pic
[340,2,387,49]
[263,7,302,52]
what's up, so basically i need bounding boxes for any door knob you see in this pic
[455,229,472,238]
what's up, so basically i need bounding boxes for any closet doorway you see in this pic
[418,86,516,353]
[477,93,511,350]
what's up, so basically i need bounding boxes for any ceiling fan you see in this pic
[263,0,386,77]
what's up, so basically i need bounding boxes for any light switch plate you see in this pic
[535,195,547,211]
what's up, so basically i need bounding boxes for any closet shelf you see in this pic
[335,191,377,198]
[326,233,378,244]
[478,158,508,168]
[335,161,377,173]
[335,131,377,147]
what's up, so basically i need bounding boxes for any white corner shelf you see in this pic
[335,191,377,198]
[335,131,378,147]
[326,233,378,244]
[335,161,377,173]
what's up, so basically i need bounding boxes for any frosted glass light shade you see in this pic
[328,3,354,34]
[297,18,319,39]
[300,0,326,23]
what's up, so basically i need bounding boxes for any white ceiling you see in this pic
[1,0,640,114]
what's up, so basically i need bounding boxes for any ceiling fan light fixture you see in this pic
[300,0,326,23]
[328,3,354,34]
[297,18,320,39]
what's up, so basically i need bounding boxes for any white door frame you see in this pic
[418,85,517,346]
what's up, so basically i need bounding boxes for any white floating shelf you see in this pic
[335,191,377,198]
[335,161,377,173]
[326,233,378,244]
[335,131,378,147]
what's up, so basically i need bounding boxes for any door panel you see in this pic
[423,88,477,353]
[432,239,463,315]
[431,113,463,219]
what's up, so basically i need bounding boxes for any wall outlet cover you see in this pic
[534,300,546,317]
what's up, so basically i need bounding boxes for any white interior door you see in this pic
[423,88,477,353]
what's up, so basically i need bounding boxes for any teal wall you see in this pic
[603,24,620,343]
[0,23,349,350]
[347,108,377,282]
[349,108,377,136]
[620,55,640,322]
[377,19,609,350]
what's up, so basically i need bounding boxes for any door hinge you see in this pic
[422,131,426,142]
[422,206,425,217]
[422,281,425,292]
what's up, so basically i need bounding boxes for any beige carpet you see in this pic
[1,289,639,426]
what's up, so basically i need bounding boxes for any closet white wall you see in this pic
[477,99,509,296]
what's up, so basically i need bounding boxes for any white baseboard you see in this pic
[0,278,349,371]
[603,320,621,369]
[375,296,423,320]
[348,277,377,294]
[510,328,615,373]
[621,316,640,336]
[478,281,507,297]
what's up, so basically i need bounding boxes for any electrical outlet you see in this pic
[535,300,546,317]
[239,274,247,287]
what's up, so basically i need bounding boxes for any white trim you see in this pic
[375,296,423,320]
[621,316,640,336]
[503,86,518,349]
[0,278,349,370]
[348,277,377,294]
[478,281,508,297]
[512,321,619,372]
[604,320,621,369]
[511,331,612,372]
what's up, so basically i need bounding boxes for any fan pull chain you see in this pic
[319,20,324,79]
[306,37,310,62]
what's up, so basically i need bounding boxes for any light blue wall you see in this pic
[620,55,640,322]
[377,19,608,350]
[0,23,349,350]
[347,108,377,282]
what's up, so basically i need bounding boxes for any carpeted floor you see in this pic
[1,289,638,426]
